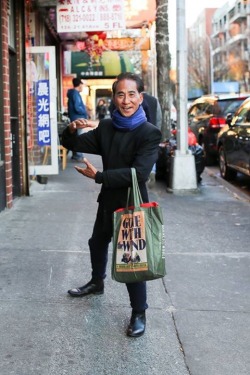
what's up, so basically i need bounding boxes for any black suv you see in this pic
[217,97,250,180]
[188,94,249,165]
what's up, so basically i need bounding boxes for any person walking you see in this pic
[96,99,107,120]
[67,78,88,161]
[62,72,162,338]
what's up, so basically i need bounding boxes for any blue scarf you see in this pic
[112,105,147,132]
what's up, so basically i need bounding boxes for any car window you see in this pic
[189,103,210,117]
[212,102,223,116]
[205,104,214,115]
[222,99,246,115]
[232,105,250,125]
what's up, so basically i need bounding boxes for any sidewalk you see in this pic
[0,155,249,375]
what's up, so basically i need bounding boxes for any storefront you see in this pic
[0,0,26,211]
[0,0,156,213]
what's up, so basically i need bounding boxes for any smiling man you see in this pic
[62,72,162,338]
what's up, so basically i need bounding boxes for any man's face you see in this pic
[113,79,143,117]
[78,82,84,92]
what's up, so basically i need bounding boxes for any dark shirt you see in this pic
[62,119,161,213]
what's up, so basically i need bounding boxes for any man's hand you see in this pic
[74,158,97,179]
[69,119,96,133]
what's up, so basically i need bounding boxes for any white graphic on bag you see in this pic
[116,211,148,272]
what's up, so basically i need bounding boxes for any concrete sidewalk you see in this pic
[0,155,249,375]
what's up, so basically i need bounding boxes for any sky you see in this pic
[184,0,228,28]
[168,0,229,67]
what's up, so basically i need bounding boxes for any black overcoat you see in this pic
[62,119,162,214]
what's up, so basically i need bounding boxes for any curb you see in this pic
[205,167,250,203]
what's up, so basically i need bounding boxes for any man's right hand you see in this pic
[69,119,96,133]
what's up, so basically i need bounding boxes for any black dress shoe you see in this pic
[127,311,146,337]
[68,279,104,297]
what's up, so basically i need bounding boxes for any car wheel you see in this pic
[219,146,237,180]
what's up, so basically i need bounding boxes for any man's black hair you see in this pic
[72,78,83,88]
[112,72,144,95]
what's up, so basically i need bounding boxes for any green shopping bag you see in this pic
[112,168,166,283]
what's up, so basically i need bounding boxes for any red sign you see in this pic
[104,37,150,51]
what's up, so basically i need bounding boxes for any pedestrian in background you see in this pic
[62,72,162,338]
[142,92,162,187]
[96,99,107,120]
[67,78,88,161]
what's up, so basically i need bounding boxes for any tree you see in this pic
[155,0,172,140]
[187,35,210,94]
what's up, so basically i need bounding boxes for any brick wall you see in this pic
[1,0,13,208]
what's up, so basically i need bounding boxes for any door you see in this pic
[9,51,20,197]
[226,103,250,176]
[26,46,58,176]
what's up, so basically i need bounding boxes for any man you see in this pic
[109,91,162,129]
[62,73,162,338]
[141,92,162,187]
[108,89,162,187]
[67,78,88,161]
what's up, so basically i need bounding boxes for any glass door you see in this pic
[26,46,58,176]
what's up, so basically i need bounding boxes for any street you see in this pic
[0,155,249,375]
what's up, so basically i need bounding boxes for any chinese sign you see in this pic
[56,0,126,33]
[104,37,150,51]
[36,80,51,146]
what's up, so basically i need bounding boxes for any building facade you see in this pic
[0,0,26,211]
[212,0,250,92]
[0,0,156,213]
[188,0,250,97]
[0,0,62,212]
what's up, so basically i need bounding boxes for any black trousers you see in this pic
[88,203,148,312]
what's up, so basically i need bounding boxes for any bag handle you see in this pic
[127,168,143,207]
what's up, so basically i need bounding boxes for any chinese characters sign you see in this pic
[36,80,51,146]
[104,37,150,51]
[57,0,126,33]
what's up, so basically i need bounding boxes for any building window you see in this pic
[8,0,15,49]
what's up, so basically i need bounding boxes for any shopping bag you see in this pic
[112,168,166,283]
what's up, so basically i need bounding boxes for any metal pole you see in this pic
[170,0,197,192]
[206,35,214,94]
[176,0,188,154]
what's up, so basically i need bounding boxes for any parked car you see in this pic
[188,94,249,165]
[217,97,250,181]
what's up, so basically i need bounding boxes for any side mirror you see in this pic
[226,113,233,126]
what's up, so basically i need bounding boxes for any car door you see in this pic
[236,110,250,175]
[226,104,250,175]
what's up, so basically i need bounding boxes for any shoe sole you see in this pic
[68,290,104,297]
[127,330,145,338]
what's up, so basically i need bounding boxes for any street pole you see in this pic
[169,0,197,192]
[206,35,214,94]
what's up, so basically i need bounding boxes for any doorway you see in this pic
[9,50,21,197]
